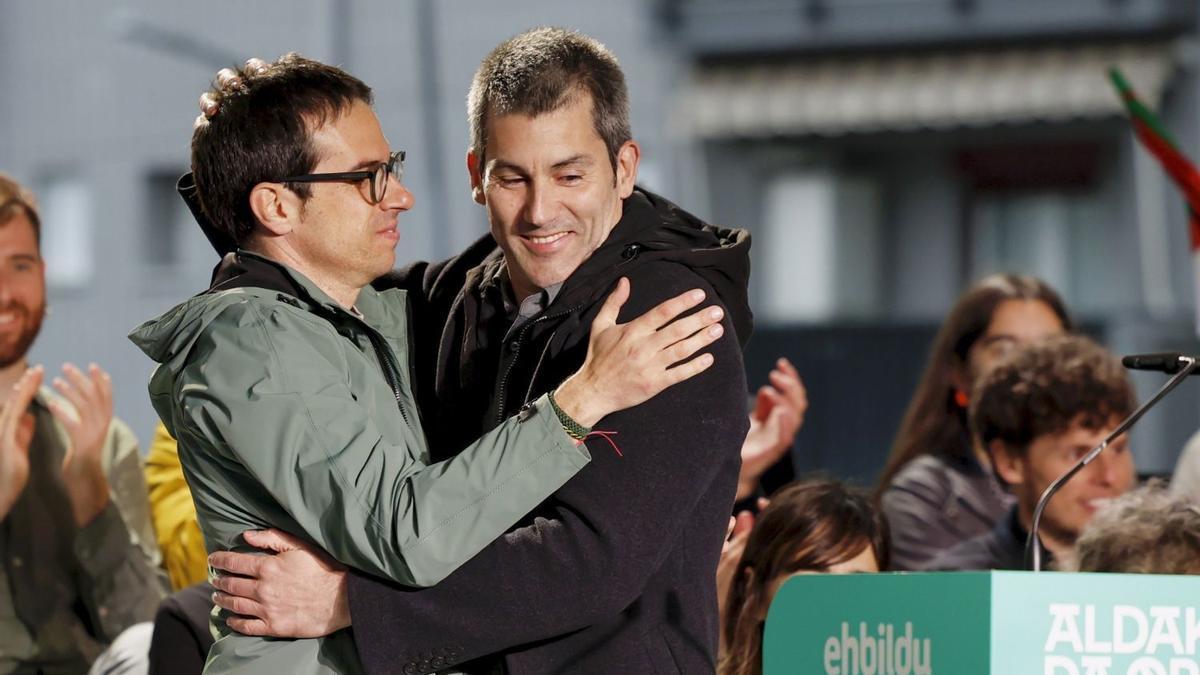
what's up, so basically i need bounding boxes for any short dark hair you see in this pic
[190,53,373,246]
[467,27,631,174]
[970,334,1134,454]
[0,172,41,246]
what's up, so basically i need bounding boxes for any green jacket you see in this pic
[129,252,591,674]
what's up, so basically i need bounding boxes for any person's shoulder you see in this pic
[925,529,998,571]
[887,454,959,497]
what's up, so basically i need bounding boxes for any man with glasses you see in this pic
[203,30,755,674]
[130,53,725,673]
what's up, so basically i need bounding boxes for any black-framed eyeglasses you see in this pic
[279,150,405,205]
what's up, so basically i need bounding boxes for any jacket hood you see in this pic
[128,251,347,368]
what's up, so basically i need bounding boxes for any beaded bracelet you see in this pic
[547,389,591,441]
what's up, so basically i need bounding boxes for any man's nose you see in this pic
[1088,451,1120,487]
[380,174,414,211]
[523,183,553,227]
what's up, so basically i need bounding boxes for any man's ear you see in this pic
[466,151,485,205]
[614,140,641,199]
[248,182,299,237]
[990,440,1025,487]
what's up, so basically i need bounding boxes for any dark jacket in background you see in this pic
[147,582,215,675]
[927,506,1048,571]
[351,188,753,674]
[880,450,1014,570]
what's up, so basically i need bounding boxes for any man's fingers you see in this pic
[60,363,97,404]
[208,550,265,577]
[45,399,80,435]
[632,288,706,333]
[776,357,799,380]
[651,305,724,352]
[225,616,271,637]
[732,510,755,537]
[210,572,261,601]
[242,528,305,553]
[664,352,714,385]
[9,367,42,415]
[0,368,40,442]
[88,364,114,415]
[769,362,806,409]
[663,322,723,365]
[591,277,630,332]
[49,379,86,426]
[212,590,266,620]
[15,414,34,454]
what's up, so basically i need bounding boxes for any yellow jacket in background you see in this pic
[145,422,207,590]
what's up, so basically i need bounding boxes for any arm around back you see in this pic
[348,264,749,668]
[171,298,590,587]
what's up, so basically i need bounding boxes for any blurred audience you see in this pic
[719,478,888,675]
[737,358,806,502]
[144,422,207,590]
[1070,481,1200,575]
[930,334,1136,571]
[0,172,165,673]
[1170,430,1200,502]
[876,273,1070,570]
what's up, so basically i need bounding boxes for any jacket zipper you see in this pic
[494,304,582,425]
[364,328,410,426]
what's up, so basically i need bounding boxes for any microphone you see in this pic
[1122,352,1196,375]
[1025,353,1199,571]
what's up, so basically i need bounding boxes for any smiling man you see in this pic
[929,334,1137,571]
[205,28,754,674]
[130,53,725,674]
[0,173,164,675]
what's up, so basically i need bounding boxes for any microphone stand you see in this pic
[1025,355,1198,571]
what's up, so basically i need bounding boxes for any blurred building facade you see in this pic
[2,0,1199,484]
[663,0,1200,484]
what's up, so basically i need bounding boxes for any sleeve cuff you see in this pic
[74,500,135,578]
[521,394,592,465]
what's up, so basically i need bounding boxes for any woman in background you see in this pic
[719,478,888,675]
[875,274,1070,570]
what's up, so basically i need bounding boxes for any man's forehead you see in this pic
[484,96,604,151]
[308,102,390,166]
[0,213,40,252]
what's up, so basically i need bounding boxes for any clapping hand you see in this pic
[0,367,41,520]
[48,363,114,527]
[737,358,806,500]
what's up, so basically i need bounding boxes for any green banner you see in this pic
[764,571,1200,674]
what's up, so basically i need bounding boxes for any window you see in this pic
[758,170,882,322]
[36,173,93,288]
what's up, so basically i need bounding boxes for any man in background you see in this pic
[930,334,1136,571]
[0,172,164,674]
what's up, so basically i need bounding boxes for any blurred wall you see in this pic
[0,0,683,445]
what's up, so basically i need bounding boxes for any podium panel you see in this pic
[764,571,1200,674]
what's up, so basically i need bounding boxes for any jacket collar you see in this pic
[209,250,407,338]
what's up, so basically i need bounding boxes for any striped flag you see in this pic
[1110,67,1200,333]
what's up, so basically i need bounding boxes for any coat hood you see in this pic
[129,251,354,368]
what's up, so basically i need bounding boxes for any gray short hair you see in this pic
[467,27,631,174]
[1070,481,1200,575]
